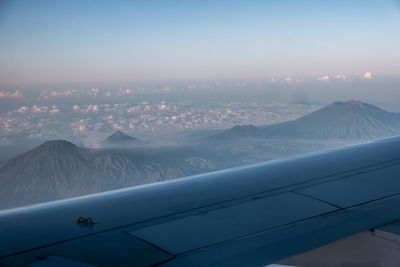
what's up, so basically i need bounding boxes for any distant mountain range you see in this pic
[211,101,400,141]
[1,100,399,210]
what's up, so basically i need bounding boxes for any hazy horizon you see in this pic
[1,0,400,84]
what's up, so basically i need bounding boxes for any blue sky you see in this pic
[0,0,399,83]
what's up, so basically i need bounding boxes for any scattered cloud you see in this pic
[158,102,167,111]
[32,105,47,113]
[15,106,28,114]
[81,104,100,113]
[363,72,372,80]
[89,88,99,96]
[334,74,347,80]
[126,106,140,113]
[0,100,321,139]
[317,75,330,81]
[51,90,72,97]
[0,90,23,99]
[50,106,60,114]
[39,89,80,100]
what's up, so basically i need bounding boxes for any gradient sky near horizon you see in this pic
[1,0,400,84]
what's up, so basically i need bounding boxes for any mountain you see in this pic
[0,140,216,210]
[102,131,141,146]
[263,100,400,140]
[0,140,90,209]
[210,101,400,141]
[209,125,263,140]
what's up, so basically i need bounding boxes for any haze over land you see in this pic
[1,100,399,210]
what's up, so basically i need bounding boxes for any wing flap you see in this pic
[377,220,400,235]
[296,162,400,208]
[130,192,337,255]
[2,231,172,267]
[160,194,400,266]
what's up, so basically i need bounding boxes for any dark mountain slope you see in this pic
[0,140,195,210]
[0,140,90,208]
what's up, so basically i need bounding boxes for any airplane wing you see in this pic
[1,136,400,266]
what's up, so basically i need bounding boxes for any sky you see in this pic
[0,0,400,84]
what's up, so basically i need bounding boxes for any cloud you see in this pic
[113,124,123,130]
[41,89,78,99]
[82,104,99,113]
[363,72,372,79]
[32,105,48,113]
[118,88,132,95]
[15,106,28,113]
[89,88,99,96]
[49,105,60,114]
[317,75,330,81]
[50,90,72,97]
[0,90,23,99]
[162,86,172,92]
[158,101,167,110]
[334,74,347,80]
[126,106,140,113]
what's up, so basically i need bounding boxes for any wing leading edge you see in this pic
[1,136,400,266]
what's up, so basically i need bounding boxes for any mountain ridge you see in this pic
[0,140,215,210]
[211,100,400,141]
